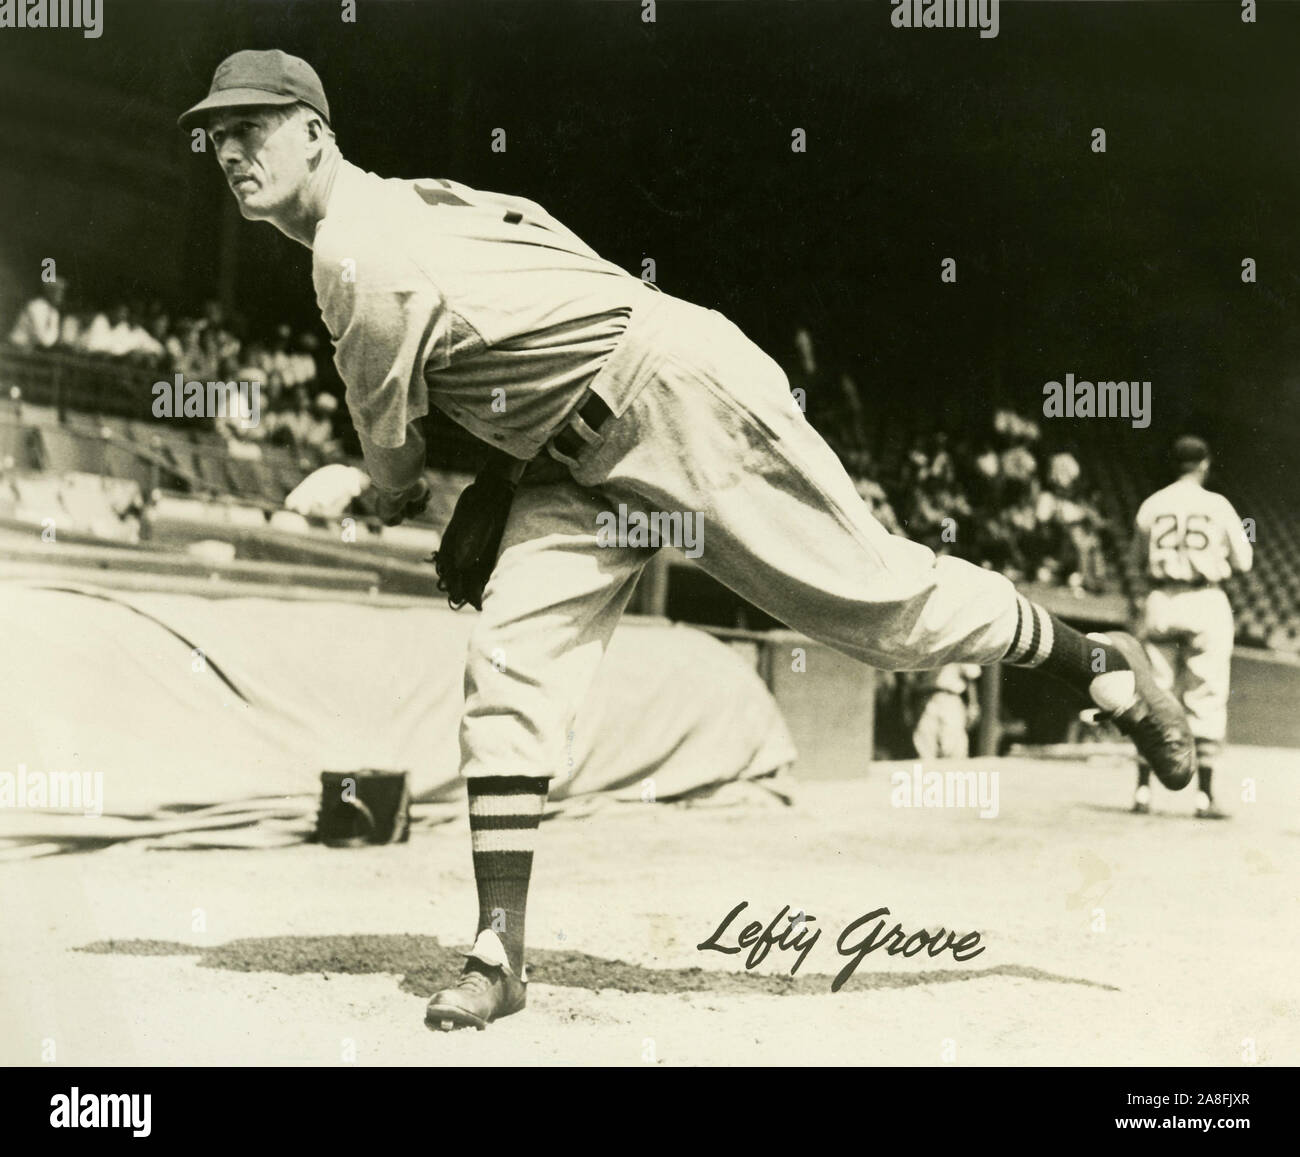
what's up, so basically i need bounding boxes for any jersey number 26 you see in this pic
[1153,512,1211,551]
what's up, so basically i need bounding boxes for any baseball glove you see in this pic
[431,451,526,610]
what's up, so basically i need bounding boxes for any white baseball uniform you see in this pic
[312,161,1025,781]
[1133,476,1252,747]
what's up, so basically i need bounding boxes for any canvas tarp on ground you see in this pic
[0,584,795,854]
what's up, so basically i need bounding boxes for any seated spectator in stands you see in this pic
[8,279,67,349]
[1048,450,1081,492]
[967,441,1003,513]
[267,323,297,385]
[262,367,293,422]
[213,359,264,451]
[1005,497,1044,577]
[994,410,1040,496]
[268,323,320,390]
[909,480,972,555]
[163,323,185,371]
[77,307,114,355]
[860,477,902,536]
[920,431,956,487]
[999,440,1037,489]
[59,309,83,348]
[844,448,903,536]
[122,302,165,362]
[172,318,216,381]
[79,303,164,360]
[995,408,1040,446]
[144,311,172,367]
[196,299,241,369]
[235,343,273,393]
[304,392,341,458]
[79,304,121,356]
[1036,469,1110,592]
[978,500,1036,581]
[290,331,320,389]
[265,386,324,458]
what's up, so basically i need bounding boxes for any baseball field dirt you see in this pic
[2,750,1296,1067]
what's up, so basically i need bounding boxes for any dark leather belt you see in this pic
[1152,576,1219,590]
[550,391,613,461]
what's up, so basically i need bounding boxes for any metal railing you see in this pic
[0,343,157,422]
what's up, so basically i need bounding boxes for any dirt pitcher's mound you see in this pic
[2,751,1296,1066]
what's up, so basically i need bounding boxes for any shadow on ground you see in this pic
[1076,803,1232,822]
[76,935,1118,997]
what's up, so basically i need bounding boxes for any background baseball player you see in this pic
[1131,436,1253,818]
[178,50,1198,1032]
[909,663,981,760]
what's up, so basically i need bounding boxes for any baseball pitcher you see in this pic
[180,51,1198,1031]
[1131,436,1253,818]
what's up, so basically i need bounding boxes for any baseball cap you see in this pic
[1172,435,1210,465]
[177,50,330,132]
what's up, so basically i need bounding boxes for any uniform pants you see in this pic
[912,691,972,760]
[1141,587,1235,747]
[459,293,1020,780]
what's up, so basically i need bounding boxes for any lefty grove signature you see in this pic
[697,901,985,992]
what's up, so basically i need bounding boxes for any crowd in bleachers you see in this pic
[4,292,1121,591]
[2,286,1294,652]
[784,326,1114,593]
[5,281,344,463]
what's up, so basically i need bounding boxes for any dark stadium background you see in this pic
[5,6,1300,1079]
[2,0,1298,462]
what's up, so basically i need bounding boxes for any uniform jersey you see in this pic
[912,662,981,696]
[1134,477,1252,584]
[311,160,657,470]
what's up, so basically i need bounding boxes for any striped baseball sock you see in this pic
[1195,740,1217,799]
[468,775,548,976]
[1002,594,1132,701]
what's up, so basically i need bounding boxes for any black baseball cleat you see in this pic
[1088,632,1196,791]
[425,931,527,1032]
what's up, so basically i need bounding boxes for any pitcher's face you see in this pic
[208,106,312,220]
